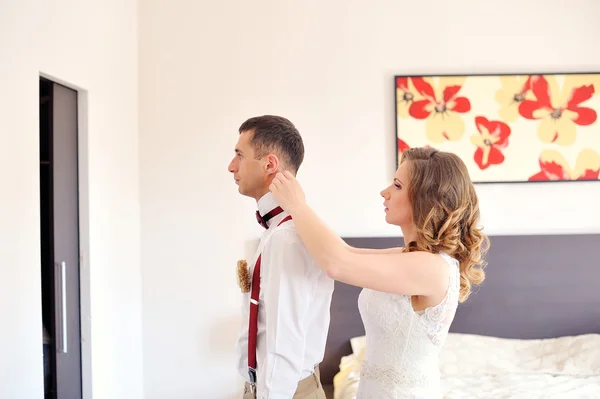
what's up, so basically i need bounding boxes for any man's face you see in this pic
[228,131,268,200]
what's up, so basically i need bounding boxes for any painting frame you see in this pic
[394,71,600,184]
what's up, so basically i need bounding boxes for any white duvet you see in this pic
[442,373,600,398]
[333,333,600,399]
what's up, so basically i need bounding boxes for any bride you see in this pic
[269,147,489,398]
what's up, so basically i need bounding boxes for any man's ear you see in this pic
[264,154,280,175]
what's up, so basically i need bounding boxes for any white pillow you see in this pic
[350,335,366,355]
[334,354,361,399]
[440,333,600,377]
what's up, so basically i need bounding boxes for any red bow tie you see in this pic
[256,206,284,229]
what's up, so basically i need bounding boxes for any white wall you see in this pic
[139,0,600,397]
[0,1,143,398]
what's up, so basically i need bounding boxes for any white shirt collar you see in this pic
[257,192,285,228]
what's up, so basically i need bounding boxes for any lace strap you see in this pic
[420,253,460,341]
[439,252,460,293]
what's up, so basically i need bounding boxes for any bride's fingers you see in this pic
[283,170,294,180]
[279,171,296,183]
[269,179,280,192]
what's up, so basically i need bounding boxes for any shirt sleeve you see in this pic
[258,229,314,398]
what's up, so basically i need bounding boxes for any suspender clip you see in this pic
[248,367,257,384]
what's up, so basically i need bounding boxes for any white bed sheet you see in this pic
[333,333,600,399]
[442,374,600,398]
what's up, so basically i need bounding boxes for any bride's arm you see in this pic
[348,247,405,254]
[290,204,447,296]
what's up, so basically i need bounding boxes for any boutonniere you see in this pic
[237,259,251,293]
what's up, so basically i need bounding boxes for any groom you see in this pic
[228,115,334,398]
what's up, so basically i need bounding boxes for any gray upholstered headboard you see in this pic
[320,233,600,385]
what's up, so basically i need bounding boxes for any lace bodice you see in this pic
[356,252,460,398]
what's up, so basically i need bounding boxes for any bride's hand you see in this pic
[269,171,306,214]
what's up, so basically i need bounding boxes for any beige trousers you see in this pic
[243,366,326,399]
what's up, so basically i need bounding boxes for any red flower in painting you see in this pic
[408,77,471,142]
[396,78,420,118]
[518,75,597,145]
[529,149,600,181]
[397,138,410,154]
[396,139,432,158]
[469,117,511,170]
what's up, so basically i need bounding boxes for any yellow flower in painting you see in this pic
[565,74,600,96]
[519,75,597,146]
[494,75,538,123]
[408,77,471,143]
[529,149,600,181]
[396,77,423,118]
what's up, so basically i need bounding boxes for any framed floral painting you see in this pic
[394,73,600,183]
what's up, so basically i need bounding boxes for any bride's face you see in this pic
[380,162,413,228]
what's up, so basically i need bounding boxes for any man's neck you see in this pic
[253,187,270,203]
[253,174,276,202]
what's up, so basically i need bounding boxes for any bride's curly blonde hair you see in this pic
[401,147,489,302]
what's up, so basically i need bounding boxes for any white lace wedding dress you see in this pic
[356,252,460,399]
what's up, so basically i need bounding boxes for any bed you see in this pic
[320,234,600,398]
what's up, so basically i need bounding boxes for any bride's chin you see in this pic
[384,215,399,226]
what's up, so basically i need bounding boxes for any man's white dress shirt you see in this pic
[235,192,334,398]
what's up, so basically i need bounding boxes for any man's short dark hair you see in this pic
[239,115,305,173]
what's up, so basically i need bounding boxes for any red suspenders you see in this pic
[247,215,293,387]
